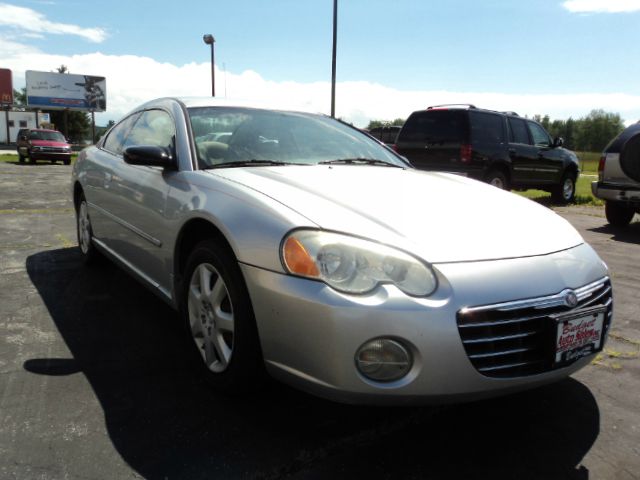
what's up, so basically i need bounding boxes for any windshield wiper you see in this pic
[205,159,290,169]
[318,158,404,168]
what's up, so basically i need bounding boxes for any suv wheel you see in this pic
[551,171,576,204]
[485,170,509,190]
[605,201,635,227]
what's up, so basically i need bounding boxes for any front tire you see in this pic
[605,201,635,227]
[552,171,576,204]
[181,239,265,393]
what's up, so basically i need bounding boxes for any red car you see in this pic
[17,128,72,165]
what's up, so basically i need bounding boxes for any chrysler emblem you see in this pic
[564,290,578,308]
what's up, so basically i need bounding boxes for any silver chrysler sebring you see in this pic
[71,97,612,404]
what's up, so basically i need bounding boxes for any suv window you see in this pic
[508,117,530,145]
[469,111,504,144]
[398,110,468,143]
[528,122,552,147]
[103,113,140,155]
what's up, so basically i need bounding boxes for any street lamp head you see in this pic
[203,34,215,45]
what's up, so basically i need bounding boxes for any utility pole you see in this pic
[331,0,337,118]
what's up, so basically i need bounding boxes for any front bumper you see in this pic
[242,243,610,405]
[30,151,72,162]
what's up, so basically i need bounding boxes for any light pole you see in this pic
[331,0,337,118]
[203,34,215,97]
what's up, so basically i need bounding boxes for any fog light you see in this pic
[355,338,412,382]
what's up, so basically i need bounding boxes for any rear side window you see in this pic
[398,110,468,143]
[508,117,530,145]
[469,112,504,144]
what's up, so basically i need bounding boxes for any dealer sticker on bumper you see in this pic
[553,306,606,364]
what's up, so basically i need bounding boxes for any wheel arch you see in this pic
[173,217,236,299]
[487,160,511,181]
[563,161,579,179]
[72,181,84,211]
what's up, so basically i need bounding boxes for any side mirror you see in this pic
[553,137,564,148]
[123,145,175,168]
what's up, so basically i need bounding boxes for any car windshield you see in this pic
[188,107,407,169]
[29,130,66,142]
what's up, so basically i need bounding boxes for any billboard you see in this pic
[26,70,106,111]
[0,68,13,105]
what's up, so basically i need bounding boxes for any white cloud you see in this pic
[0,3,107,42]
[2,39,640,127]
[562,0,640,13]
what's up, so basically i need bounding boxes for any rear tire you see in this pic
[485,170,510,190]
[551,171,576,204]
[605,201,635,227]
[76,193,102,264]
[181,239,265,394]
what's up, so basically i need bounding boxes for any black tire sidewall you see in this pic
[552,171,576,204]
[605,201,635,227]
[76,195,101,264]
[180,239,264,393]
[486,170,509,190]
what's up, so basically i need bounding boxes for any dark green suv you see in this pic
[394,105,580,203]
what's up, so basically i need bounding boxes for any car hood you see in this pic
[30,140,69,147]
[209,166,583,263]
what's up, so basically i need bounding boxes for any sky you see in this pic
[1,0,640,127]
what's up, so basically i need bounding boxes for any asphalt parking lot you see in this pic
[1,161,638,480]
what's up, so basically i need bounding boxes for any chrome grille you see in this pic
[457,277,613,378]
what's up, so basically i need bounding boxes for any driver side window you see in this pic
[528,122,552,147]
[123,109,175,151]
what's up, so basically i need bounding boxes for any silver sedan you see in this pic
[71,97,612,404]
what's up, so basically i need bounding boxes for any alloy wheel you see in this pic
[187,263,235,373]
[78,201,92,254]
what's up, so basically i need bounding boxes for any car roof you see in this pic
[139,96,324,116]
[412,105,521,118]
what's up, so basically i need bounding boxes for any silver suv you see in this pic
[592,123,640,227]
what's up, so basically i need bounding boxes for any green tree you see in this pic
[575,109,624,152]
[365,118,405,130]
[12,88,27,106]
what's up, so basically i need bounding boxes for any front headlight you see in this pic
[31,146,42,151]
[281,230,437,296]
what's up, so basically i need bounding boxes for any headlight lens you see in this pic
[282,230,437,296]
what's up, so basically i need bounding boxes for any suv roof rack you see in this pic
[502,111,519,116]
[427,104,477,110]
